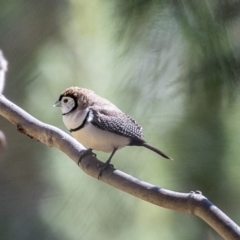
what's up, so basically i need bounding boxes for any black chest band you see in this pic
[69,110,90,133]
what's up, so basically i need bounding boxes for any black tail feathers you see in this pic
[142,142,173,160]
[129,139,173,160]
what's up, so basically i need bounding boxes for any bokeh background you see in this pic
[1,1,240,239]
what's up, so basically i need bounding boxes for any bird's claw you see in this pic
[189,190,202,195]
[98,162,114,180]
[78,148,96,165]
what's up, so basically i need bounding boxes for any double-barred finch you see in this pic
[54,87,172,171]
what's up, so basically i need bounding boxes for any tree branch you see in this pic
[0,50,7,94]
[0,94,239,240]
[0,50,7,152]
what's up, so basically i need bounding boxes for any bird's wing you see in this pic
[90,108,143,139]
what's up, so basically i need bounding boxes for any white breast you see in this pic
[62,109,130,152]
[72,124,130,152]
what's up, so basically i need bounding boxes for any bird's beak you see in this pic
[53,100,61,107]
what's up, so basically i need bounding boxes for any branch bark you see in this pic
[0,94,239,240]
[0,50,8,94]
[0,51,7,152]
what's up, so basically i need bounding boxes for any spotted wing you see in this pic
[90,108,143,139]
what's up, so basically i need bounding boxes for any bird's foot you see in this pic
[189,190,202,195]
[78,148,96,165]
[98,162,114,180]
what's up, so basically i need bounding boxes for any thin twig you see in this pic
[0,50,8,94]
[0,50,8,152]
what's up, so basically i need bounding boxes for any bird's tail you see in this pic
[142,142,173,160]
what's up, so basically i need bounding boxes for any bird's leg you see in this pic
[105,148,118,165]
[98,148,118,179]
[78,148,96,165]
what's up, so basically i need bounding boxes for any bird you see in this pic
[54,87,172,175]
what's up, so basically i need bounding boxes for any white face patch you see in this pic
[61,96,75,114]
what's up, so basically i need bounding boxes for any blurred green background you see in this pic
[1,1,240,239]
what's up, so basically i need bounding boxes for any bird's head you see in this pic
[53,87,94,115]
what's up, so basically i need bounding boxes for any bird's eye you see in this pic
[63,99,68,103]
